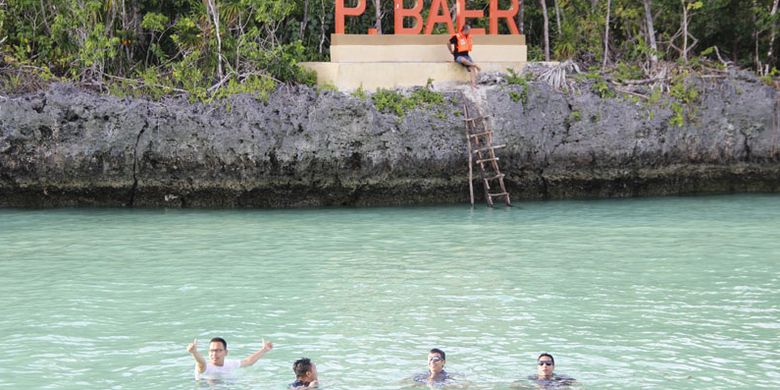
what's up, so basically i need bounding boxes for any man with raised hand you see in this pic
[187,337,273,380]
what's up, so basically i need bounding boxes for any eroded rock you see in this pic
[1,76,778,208]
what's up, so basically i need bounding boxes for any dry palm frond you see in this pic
[526,60,580,92]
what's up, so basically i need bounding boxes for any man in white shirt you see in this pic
[187,337,273,380]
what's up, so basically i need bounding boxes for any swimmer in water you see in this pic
[527,353,576,387]
[289,357,319,389]
[413,348,453,385]
[187,337,273,380]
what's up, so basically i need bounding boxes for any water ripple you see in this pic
[1,195,779,389]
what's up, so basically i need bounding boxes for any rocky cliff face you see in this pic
[1,72,778,208]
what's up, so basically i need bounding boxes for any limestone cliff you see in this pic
[1,72,778,208]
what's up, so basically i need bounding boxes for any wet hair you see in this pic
[293,358,314,378]
[430,348,446,360]
[537,353,554,365]
[210,337,227,350]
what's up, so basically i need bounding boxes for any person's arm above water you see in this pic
[187,338,207,373]
[240,339,273,367]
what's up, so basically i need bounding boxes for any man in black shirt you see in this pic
[413,348,453,385]
[289,357,319,389]
[448,24,481,88]
[528,353,576,387]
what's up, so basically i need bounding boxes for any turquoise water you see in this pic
[0,194,778,389]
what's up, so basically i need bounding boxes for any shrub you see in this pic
[505,69,529,105]
[371,87,445,116]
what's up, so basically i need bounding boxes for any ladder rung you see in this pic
[476,157,499,164]
[468,131,493,138]
[472,144,506,153]
[484,174,505,180]
[488,192,509,197]
[464,114,491,122]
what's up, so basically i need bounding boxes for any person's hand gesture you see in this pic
[261,339,273,352]
[187,338,198,354]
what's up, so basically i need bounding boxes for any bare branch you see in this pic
[610,76,667,85]
[615,86,649,100]
[712,46,730,67]
[207,72,235,93]
[103,73,188,94]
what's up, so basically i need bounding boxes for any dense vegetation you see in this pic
[1,0,778,99]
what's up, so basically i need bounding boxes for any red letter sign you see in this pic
[335,0,366,34]
[490,0,520,34]
[395,0,424,35]
[424,0,455,35]
[456,0,485,34]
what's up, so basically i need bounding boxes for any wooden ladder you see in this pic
[463,103,511,207]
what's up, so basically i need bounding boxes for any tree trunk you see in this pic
[768,0,780,72]
[39,0,51,33]
[681,0,688,64]
[104,0,116,34]
[643,0,658,69]
[374,0,382,34]
[517,1,525,34]
[300,0,309,39]
[205,0,224,79]
[554,0,562,36]
[754,0,761,72]
[128,0,141,71]
[603,0,611,69]
[319,0,327,55]
[540,0,550,61]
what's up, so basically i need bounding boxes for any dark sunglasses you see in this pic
[538,361,553,366]
[429,357,443,362]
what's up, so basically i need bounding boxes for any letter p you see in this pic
[335,0,366,34]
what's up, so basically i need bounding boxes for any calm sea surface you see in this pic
[0,194,778,389]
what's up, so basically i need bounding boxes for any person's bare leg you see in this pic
[458,58,480,88]
[471,65,480,84]
[460,58,476,68]
[460,57,481,72]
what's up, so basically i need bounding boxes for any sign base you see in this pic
[302,34,528,91]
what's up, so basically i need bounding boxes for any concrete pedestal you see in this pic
[302,34,527,91]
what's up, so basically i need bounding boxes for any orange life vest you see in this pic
[453,31,473,53]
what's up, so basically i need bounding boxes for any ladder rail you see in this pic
[463,95,512,207]
[468,109,492,204]
[464,105,475,206]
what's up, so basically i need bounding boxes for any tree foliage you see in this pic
[0,0,778,98]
